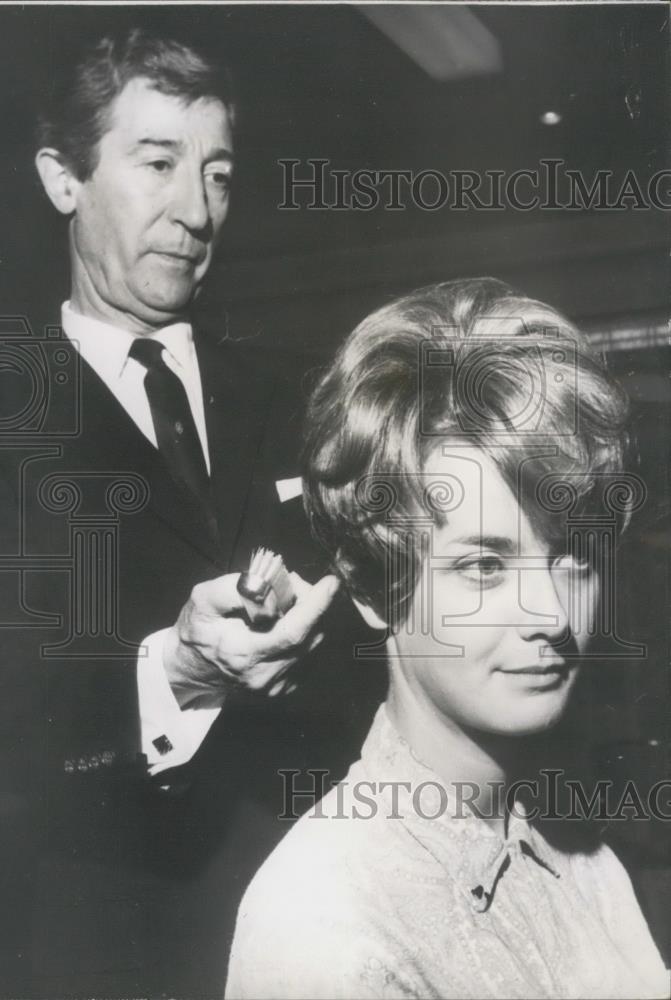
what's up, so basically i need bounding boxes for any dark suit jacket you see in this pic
[0,312,385,997]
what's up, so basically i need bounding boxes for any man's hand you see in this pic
[163,572,340,708]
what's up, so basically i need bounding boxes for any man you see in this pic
[0,27,380,997]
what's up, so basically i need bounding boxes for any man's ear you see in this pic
[35,148,80,215]
[352,596,388,631]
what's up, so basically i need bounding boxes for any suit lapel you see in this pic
[46,321,276,570]
[70,347,223,565]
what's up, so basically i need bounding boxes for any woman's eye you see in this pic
[456,555,505,586]
[552,553,593,575]
[475,556,504,577]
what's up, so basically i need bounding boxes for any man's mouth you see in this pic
[153,250,204,265]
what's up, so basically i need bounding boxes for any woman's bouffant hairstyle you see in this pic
[303,278,629,623]
[36,27,235,181]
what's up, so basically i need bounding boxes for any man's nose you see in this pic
[171,168,210,233]
[516,560,570,643]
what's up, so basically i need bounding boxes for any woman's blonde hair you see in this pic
[303,277,628,622]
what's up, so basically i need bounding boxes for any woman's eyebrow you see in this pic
[449,534,517,553]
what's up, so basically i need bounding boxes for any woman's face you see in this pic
[390,445,599,737]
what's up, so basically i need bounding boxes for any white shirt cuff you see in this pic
[137,628,221,776]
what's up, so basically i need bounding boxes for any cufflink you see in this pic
[152,735,174,756]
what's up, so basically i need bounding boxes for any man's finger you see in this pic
[289,571,339,603]
[191,573,245,617]
[287,571,312,601]
[237,656,294,691]
[271,575,340,651]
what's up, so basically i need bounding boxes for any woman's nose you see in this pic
[516,560,570,644]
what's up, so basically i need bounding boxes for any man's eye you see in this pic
[205,170,231,192]
[148,160,172,173]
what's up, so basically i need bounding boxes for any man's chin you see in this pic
[122,299,190,332]
[130,284,196,324]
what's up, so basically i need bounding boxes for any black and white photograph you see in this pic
[0,2,668,998]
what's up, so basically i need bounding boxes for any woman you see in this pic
[225,279,669,999]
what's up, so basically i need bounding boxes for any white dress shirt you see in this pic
[61,302,221,775]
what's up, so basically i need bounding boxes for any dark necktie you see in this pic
[129,337,211,507]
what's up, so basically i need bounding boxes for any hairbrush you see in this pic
[236,547,296,627]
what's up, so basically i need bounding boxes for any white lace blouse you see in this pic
[226,705,669,999]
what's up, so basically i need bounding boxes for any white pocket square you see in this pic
[275,477,303,502]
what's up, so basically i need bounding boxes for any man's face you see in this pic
[69,77,233,331]
[390,446,599,738]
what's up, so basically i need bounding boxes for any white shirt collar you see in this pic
[61,301,196,382]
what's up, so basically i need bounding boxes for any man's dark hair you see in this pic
[36,27,235,180]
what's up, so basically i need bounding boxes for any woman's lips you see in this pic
[497,663,569,688]
[501,664,566,675]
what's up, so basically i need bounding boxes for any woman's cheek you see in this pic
[574,571,600,652]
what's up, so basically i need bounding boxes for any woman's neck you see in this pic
[386,671,525,836]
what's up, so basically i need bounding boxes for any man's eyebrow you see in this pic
[132,138,234,162]
[449,535,517,553]
[205,148,234,165]
[133,138,182,152]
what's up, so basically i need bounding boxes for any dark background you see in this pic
[0,0,668,958]
[0,3,668,337]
